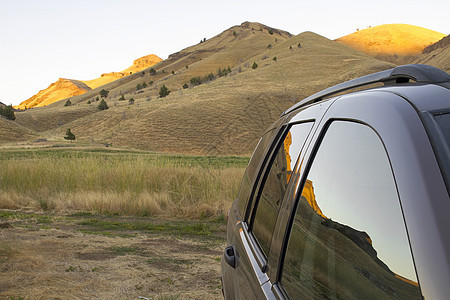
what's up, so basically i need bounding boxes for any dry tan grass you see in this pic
[0,150,245,218]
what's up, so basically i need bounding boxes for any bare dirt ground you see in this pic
[0,210,226,299]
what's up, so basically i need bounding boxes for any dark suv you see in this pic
[221,64,450,299]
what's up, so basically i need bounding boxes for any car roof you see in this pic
[283,64,450,116]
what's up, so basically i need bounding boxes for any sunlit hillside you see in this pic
[15,79,91,110]
[15,55,162,110]
[10,22,393,155]
[82,54,162,89]
[336,24,445,59]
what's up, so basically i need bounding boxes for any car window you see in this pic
[252,123,313,257]
[238,128,277,216]
[281,121,421,299]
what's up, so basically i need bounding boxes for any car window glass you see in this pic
[282,121,421,299]
[252,123,313,257]
[238,128,277,216]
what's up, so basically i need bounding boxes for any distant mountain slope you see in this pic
[15,54,162,110]
[15,79,91,110]
[43,29,393,155]
[335,24,446,60]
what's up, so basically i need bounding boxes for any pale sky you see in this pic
[0,0,448,106]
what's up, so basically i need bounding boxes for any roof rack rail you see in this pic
[283,64,450,116]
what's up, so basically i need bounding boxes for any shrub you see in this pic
[142,82,147,88]
[129,98,135,105]
[183,83,189,89]
[233,31,237,37]
[190,77,202,86]
[159,85,170,98]
[149,81,153,85]
[149,68,156,75]
[119,95,125,101]
[267,44,272,49]
[136,83,142,91]
[273,56,277,62]
[100,89,109,98]
[87,100,91,104]
[298,42,302,48]
[252,62,258,69]
[171,70,175,75]
[64,99,71,106]
[98,99,109,110]
[96,97,99,101]
[268,29,274,35]
[0,105,15,120]
[64,128,75,141]
[205,72,215,82]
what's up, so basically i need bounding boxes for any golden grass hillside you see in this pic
[336,24,446,61]
[7,22,396,155]
[41,32,393,155]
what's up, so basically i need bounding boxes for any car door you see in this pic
[222,102,332,299]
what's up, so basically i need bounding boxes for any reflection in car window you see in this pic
[282,121,421,299]
[238,128,276,216]
[252,123,313,257]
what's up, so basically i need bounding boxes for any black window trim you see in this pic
[245,120,315,274]
[243,125,288,223]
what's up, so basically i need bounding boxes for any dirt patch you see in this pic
[0,211,226,299]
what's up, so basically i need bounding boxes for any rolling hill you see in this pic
[336,24,446,63]
[15,54,162,110]
[10,22,394,155]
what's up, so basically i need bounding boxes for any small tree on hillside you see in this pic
[119,94,125,101]
[100,89,109,98]
[64,99,72,106]
[252,62,258,69]
[64,128,76,141]
[98,99,109,110]
[159,85,170,98]
[149,68,156,75]
[0,105,16,120]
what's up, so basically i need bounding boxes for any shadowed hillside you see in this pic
[413,35,450,72]
[0,117,38,143]
[8,22,394,155]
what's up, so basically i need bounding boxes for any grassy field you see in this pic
[0,147,248,218]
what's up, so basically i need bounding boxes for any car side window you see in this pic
[252,123,313,257]
[238,128,277,216]
[281,121,422,299]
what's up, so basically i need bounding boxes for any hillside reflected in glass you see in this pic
[282,121,421,299]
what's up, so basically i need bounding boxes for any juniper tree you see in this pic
[159,85,170,98]
[64,128,75,141]
[98,99,109,110]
